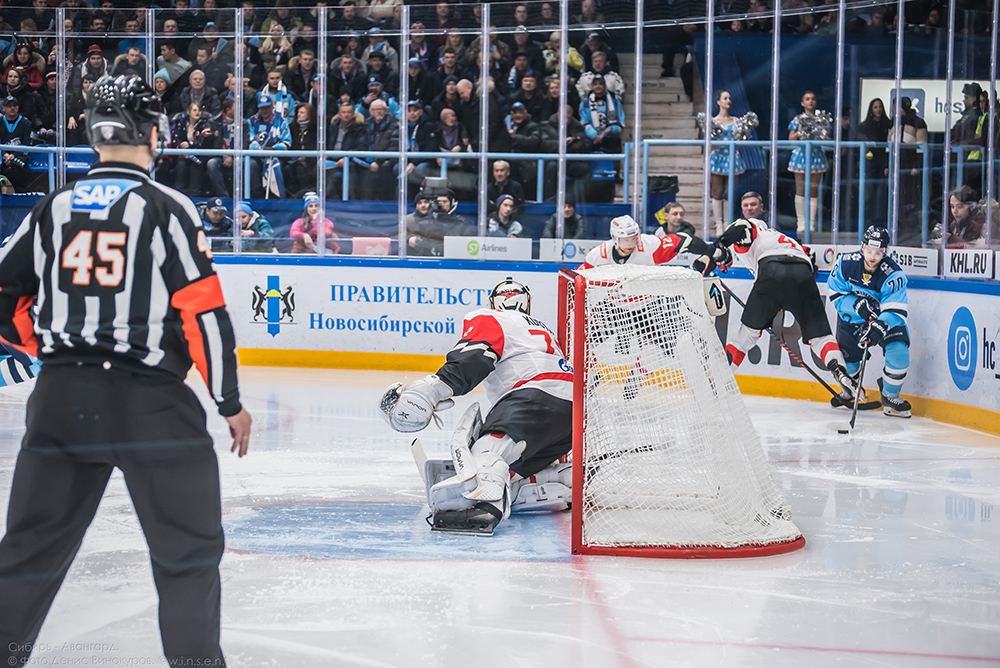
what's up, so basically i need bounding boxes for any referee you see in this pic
[0,75,251,666]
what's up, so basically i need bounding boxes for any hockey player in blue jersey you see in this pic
[827,226,911,418]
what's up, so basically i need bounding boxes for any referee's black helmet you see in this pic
[85,74,170,147]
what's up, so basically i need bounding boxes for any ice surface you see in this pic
[1,367,998,667]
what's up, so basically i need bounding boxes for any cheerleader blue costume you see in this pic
[709,122,746,175]
[787,116,828,174]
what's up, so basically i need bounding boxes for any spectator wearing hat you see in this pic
[187,22,233,67]
[486,160,525,214]
[365,49,399,98]
[503,101,541,195]
[407,57,435,109]
[579,32,619,73]
[156,41,192,93]
[542,195,589,239]
[408,21,438,73]
[357,73,400,120]
[404,100,439,192]
[505,51,534,95]
[431,74,463,125]
[577,51,625,103]
[245,93,291,198]
[488,194,524,238]
[69,44,110,94]
[290,191,341,254]
[326,100,370,200]
[951,82,983,148]
[285,49,318,101]
[199,197,237,250]
[511,71,545,123]
[580,73,624,154]
[509,26,545,75]
[362,27,400,73]
[406,191,438,256]
[223,202,275,253]
[151,68,181,117]
[0,95,32,192]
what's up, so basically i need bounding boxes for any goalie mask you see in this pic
[85,74,170,151]
[489,277,531,314]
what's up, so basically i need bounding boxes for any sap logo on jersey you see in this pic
[71,180,137,212]
[947,306,977,391]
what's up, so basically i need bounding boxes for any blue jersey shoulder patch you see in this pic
[71,179,139,212]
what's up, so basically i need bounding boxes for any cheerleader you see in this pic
[788,90,832,235]
[701,91,757,236]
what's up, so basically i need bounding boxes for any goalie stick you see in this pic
[714,276,881,411]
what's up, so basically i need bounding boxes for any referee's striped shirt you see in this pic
[0,162,242,416]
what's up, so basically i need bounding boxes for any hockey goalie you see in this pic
[380,277,573,535]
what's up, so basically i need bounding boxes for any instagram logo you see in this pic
[954,326,972,371]
[948,308,977,390]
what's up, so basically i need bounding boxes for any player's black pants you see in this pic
[0,362,226,667]
[742,257,831,342]
[481,388,573,477]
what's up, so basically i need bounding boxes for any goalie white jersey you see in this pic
[436,308,573,405]
[717,217,810,275]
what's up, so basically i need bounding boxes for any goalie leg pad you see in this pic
[511,460,572,513]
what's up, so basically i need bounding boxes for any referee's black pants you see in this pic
[0,363,226,666]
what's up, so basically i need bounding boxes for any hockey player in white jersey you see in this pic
[380,278,573,535]
[581,214,720,270]
[713,217,858,402]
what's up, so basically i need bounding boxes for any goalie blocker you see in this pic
[380,277,574,535]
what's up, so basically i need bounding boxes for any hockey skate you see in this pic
[827,361,863,404]
[878,378,911,418]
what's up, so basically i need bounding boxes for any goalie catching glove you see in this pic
[380,374,455,433]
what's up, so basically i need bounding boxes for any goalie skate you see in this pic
[430,499,506,536]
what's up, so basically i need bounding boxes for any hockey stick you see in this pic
[849,336,872,431]
[714,276,881,410]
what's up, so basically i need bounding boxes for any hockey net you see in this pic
[557,265,804,558]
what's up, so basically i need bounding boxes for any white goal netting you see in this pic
[565,265,802,555]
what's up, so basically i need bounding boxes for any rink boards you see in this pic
[215,257,1000,435]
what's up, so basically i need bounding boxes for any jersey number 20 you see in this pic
[62,230,127,287]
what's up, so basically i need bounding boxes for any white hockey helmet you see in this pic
[489,276,531,314]
[610,215,640,240]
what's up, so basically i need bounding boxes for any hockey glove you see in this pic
[863,318,889,347]
[853,294,881,322]
[711,243,733,272]
[380,374,455,433]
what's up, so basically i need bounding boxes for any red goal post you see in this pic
[557,266,806,559]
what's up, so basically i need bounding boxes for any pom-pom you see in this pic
[696,112,723,139]
[732,111,759,140]
[795,110,833,140]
